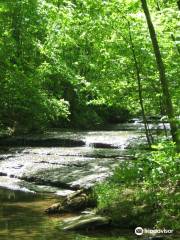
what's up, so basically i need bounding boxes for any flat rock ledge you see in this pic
[61,214,110,230]
[0,137,85,147]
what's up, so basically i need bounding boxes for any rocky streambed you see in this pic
[0,130,140,194]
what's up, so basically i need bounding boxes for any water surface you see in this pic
[0,188,135,240]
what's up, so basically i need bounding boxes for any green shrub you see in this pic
[94,141,180,229]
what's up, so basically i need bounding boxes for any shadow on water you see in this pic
[0,188,137,240]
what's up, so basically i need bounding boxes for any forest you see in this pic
[0,0,179,240]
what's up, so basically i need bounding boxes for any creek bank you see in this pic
[45,188,169,240]
[45,189,110,230]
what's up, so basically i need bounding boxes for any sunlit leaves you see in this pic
[0,0,179,130]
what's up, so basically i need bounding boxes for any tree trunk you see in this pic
[141,0,179,151]
[171,34,180,54]
[177,1,180,10]
[127,21,152,147]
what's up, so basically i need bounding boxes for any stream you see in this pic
[0,130,141,193]
[0,125,176,240]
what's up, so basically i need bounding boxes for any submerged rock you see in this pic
[61,214,110,230]
[0,172,7,176]
[90,142,119,149]
[45,189,96,214]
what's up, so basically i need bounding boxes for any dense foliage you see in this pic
[95,141,180,229]
[0,0,179,134]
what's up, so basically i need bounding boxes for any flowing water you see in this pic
[0,130,141,193]
[0,128,177,240]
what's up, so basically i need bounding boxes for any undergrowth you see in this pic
[94,141,180,230]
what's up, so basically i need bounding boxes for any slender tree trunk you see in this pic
[159,97,168,138]
[141,0,179,151]
[177,1,180,10]
[171,2,180,54]
[156,0,161,11]
[171,34,180,54]
[127,22,152,147]
[12,2,23,65]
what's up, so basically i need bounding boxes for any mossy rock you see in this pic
[45,189,97,214]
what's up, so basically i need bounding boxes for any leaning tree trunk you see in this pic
[141,0,179,151]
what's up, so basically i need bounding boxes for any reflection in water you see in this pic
[0,188,135,240]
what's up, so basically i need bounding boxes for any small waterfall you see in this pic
[83,131,138,149]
